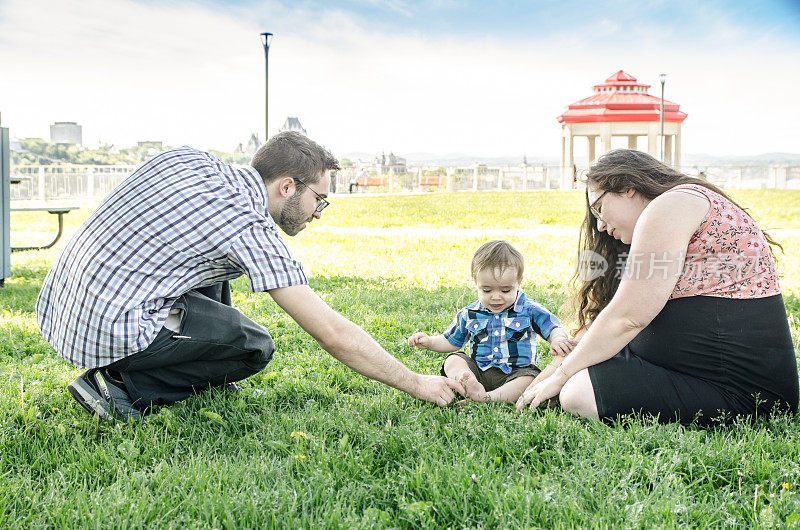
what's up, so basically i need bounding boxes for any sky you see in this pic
[1,0,799,159]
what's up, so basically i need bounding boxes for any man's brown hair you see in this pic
[471,240,524,281]
[250,131,340,185]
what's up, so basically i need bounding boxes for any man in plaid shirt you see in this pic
[37,132,461,421]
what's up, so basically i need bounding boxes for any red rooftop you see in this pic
[558,70,688,124]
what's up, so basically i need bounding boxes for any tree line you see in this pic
[12,139,251,166]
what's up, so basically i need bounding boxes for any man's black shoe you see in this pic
[67,369,141,421]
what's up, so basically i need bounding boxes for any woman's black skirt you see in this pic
[588,294,799,426]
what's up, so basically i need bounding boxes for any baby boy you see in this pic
[408,240,575,403]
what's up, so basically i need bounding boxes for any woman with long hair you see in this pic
[516,149,798,426]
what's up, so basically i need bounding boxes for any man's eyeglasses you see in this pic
[293,178,330,213]
[589,190,608,220]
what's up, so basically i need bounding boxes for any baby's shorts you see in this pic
[440,352,541,391]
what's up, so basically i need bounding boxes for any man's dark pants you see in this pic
[108,281,274,410]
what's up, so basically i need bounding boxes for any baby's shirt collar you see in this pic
[471,290,527,314]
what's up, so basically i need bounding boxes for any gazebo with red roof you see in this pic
[557,70,687,189]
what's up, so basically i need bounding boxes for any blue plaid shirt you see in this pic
[443,291,560,374]
[36,147,307,369]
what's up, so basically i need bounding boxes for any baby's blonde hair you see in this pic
[471,240,524,281]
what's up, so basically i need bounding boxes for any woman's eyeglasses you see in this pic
[589,190,608,220]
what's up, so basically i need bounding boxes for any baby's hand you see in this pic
[548,328,577,357]
[550,338,577,357]
[408,332,431,349]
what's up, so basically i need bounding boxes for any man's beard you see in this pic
[276,193,310,236]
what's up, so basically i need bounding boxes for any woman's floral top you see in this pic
[668,184,780,299]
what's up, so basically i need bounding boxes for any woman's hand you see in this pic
[515,371,568,412]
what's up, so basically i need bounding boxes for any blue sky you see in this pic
[268,0,800,39]
[1,0,798,158]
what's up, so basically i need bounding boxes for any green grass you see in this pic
[2,190,800,528]
[314,191,588,228]
[307,189,800,229]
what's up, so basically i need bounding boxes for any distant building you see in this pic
[374,151,407,174]
[245,133,261,156]
[50,122,82,145]
[137,141,163,149]
[279,117,307,136]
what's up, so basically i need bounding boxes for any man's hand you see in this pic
[411,374,465,407]
[408,332,432,349]
[548,327,577,357]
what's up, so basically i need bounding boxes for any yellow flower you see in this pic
[294,454,306,460]
[290,431,308,439]
[783,482,791,490]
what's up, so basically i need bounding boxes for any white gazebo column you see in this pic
[664,135,673,167]
[600,122,612,156]
[674,125,682,168]
[647,121,658,157]
[586,136,596,169]
[627,135,637,149]
[561,125,574,190]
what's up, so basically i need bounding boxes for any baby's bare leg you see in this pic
[486,375,535,403]
[443,355,488,402]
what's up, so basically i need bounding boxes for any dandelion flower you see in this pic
[291,431,308,439]
[294,454,306,460]
[783,482,791,490]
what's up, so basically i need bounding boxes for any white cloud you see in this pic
[0,0,263,150]
[0,0,798,158]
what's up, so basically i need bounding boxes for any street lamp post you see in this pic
[260,32,274,142]
[659,73,667,163]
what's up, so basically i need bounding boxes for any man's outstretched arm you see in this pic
[268,284,463,406]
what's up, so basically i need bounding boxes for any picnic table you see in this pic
[1,129,79,287]
[10,206,80,252]
[6,169,79,252]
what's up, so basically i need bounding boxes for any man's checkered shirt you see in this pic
[36,147,307,369]
[443,291,561,374]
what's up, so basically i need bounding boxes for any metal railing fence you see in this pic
[9,163,800,202]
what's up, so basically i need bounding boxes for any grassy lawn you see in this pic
[2,190,800,527]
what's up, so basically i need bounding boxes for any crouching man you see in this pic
[36,132,461,421]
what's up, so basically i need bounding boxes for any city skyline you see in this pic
[0,0,798,159]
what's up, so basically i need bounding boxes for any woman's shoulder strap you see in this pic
[667,183,712,200]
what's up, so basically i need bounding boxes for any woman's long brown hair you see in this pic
[566,149,783,332]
